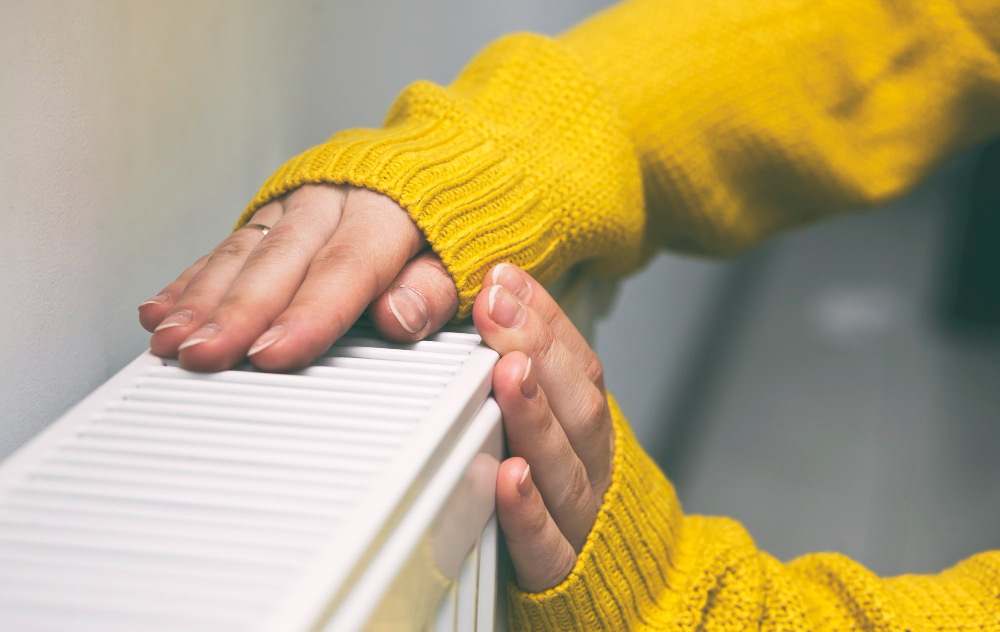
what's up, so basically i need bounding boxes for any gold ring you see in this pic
[244,223,270,236]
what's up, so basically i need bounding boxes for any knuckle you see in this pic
[248,234,297,264]
[584,356,604,388]
[559,461,594,513]
[579,388,607,434]
[315,240,374,267]
[211,237,249,260]
[530,322,558,369]
[313,239,365,267]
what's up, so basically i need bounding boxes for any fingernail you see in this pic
[492,263,530,300]
[178,323,219,351]
[248,324,287,356]
[139,293,169,309]
[519,358,538,399]
[154,310,193,332]
[517,464,532,499]
[387,286,428,334]
[488,285,523,328]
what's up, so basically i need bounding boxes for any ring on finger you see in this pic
[243,223,271,236]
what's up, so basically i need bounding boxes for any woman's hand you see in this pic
[474,263,615,592]
[137,185,461,371]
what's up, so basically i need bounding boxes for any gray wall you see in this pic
[674,159,1000,574]
[1,0,731,458]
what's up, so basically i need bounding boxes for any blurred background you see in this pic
[1,0,997,578]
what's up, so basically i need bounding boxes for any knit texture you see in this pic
[506,397,1000,631]
[238,33,644,317]
[240,0,1000,319]
[241,0,1000,627]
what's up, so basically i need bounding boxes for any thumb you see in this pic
[369,250,459,341]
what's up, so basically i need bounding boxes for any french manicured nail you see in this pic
[387,286,428,334]
[488,286,523,328]
[520,358,538,399]
[139,293,169,309]
[492,263,530,300]
[154,310,193,332]
[178,324,219,351]
[248,324,287,356]
[517,464,532,499]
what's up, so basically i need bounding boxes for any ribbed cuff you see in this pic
[236,95,543,320]
[237,33,645,320]
[506,395,685,630]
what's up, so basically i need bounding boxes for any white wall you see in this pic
[0,0,731,458]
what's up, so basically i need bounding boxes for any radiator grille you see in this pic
[0,322,499,631]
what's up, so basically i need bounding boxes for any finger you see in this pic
[493,352,596,551]
[483,263,604,390]
[246,187,424,371]
[137,252,210,332]
[473,286,614,497]
[148,202,285,358]
[496,457,578,593]
[175,185,348,371]
[368,250,458,341]
[140,202,285,334]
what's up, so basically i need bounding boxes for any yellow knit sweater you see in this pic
[241,0,1000,628]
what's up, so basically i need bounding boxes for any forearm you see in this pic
[242,0,1000,319]
[561,0,1000,256]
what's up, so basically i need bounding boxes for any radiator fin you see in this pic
[0,324,497,632]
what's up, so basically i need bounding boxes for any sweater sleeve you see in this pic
[505,395,1000,631]
[239,0,1000,319]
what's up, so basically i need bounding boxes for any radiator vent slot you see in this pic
[0,323,499,631]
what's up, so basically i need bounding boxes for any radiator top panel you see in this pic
[0,322,499,632]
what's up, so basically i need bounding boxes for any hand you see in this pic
[137,185,460,371]
[474,263,614,592]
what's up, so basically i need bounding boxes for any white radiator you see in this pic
[0,321,505,631]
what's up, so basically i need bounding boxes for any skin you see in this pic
[138,187,615,591]
[138,185,460,371]
[474,262,614,592]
